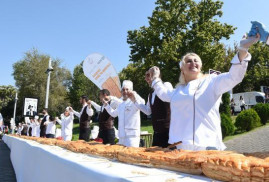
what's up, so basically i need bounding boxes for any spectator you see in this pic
[239,96,246,111]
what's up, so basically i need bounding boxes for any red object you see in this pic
[94,138,103,143]
[56,136,63,140]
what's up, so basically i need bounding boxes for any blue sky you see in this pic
[0,0,268,86]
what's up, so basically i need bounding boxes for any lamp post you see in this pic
[45,58,53,109]
[12,92,18,134]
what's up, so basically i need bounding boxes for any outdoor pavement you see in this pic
[224,125,269,153]
[0,139,17,182]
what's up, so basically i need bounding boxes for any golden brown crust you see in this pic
[9,135,269,181]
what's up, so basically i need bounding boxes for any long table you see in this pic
[3,135,213,182]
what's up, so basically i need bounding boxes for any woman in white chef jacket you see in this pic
[56,107,74,141]
[148,34,260,151]
[104,80,145,147]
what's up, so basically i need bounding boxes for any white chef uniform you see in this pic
[105,94,145,147]
[57,112,74,141]
[152,53,251,151]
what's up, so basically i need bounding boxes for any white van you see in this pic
[232,92,265,112]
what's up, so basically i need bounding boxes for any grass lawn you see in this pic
[71,119,153,141]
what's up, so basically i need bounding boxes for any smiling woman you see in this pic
[148,34,260,151]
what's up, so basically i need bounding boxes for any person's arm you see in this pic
[44,121,49,125]
[90,101,102,112]
[133,95,152,115]
[152,79,175,102]
[110,96,123,106]
[70,107,80,118]
[212,53,251,97]
[56,116,62,125]
[104,104,119,118]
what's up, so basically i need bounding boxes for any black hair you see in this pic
[49,116,55,121]
[80,95,89,102]
[99,89,110,96]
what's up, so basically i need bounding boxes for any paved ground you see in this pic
[225,125,269,153]
[0,139,17,182]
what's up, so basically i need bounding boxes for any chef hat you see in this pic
[65,107,70,111]
[34,115,39,120]
[122,80,133,90]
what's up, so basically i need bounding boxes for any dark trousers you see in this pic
[152,130,169,148]
[79,127,91,141]
[240,105,246,111]
[98,129,115,145]
[40,127,47,137]
[46,134,55,138]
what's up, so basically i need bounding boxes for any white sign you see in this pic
[83,53,121,98]
[23,98,38,117]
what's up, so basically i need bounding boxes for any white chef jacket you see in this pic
[73,104,94,119]
[152,53,251,151]
[105,94,145,138]
[57,112,74,138]
[91,96,122,112]
[134,82,173,115]
[44,121,56,135]
[30,122,37,137]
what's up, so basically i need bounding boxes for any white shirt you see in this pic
[134,82,173,115]
[91,96,122,112]
[239,99,245,106]
[105,94,145,138]
[30,122,37,136]
[0,113,3,126]
[44,121,56,135]
[152,53,251,151]
[57,112,74,136]
[73,103,94,119]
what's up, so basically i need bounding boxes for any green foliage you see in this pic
[68,62,100,111]
[221,113,235,138]
[121,0,236,98]
[0,85,16,118]
[219,92,231,116]
[233,42,269,93]
[0,85,16,109]
[12,49,72,116]
[252,103,269,125]
[235,109,261,132]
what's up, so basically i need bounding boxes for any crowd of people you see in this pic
[0,33,260,151]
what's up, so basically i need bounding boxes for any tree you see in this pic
[219,92,231,116]
[122,0,236,97]
[0,85,16,121]
[233,42,269,93]
[12,49,72,116]
[68,62,100,111]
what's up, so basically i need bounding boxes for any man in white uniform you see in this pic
[56,107,74,141]
[44,116,56,138]
[104,80,145,147]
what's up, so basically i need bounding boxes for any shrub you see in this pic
[235,109,261,132]
[219,92,231,116]
[221,113,235,138]
[253,103,269,125]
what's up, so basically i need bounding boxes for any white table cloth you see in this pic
[3,135,213,182]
